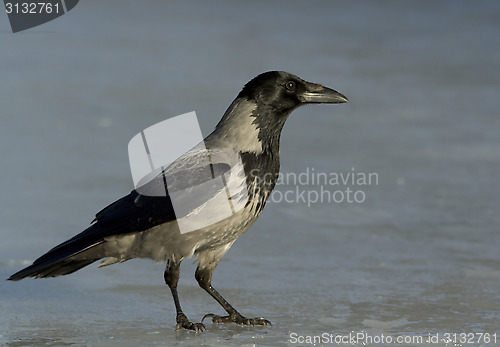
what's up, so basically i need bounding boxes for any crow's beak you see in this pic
[299,82,349,104]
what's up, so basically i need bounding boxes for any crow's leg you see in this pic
[195,264,271,326]
[164,260,205,331]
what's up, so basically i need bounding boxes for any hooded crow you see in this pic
[8,71,348,331]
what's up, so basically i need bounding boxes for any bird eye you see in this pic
[285,81,296,93]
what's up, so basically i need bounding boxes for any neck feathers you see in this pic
[207,97,289,155]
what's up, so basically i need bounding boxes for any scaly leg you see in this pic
[164,260,205,331]
[195,264,271,326]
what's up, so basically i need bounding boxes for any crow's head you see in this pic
[238,71,348,115]
[211,71,348,154]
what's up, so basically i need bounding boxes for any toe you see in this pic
[202,313,233,324]
[254,317,272,326]
[201,313,271,327]
[192,322,205,332]
[175,319,205,332]
[201,313,217,323]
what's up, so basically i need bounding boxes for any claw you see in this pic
[175,313,205,331]
[175,321,205,332]
[253,317,272,326]
[193,323,206,332]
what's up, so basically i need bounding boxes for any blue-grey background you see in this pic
[1,1,499,346]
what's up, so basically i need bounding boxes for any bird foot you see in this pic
[175,313,205,332]
[202,313,271,326]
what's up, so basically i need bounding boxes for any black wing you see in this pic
[8,157,232,280]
